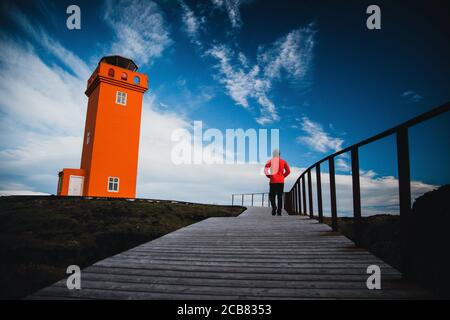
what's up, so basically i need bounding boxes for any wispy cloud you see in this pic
[211,0,243,29]
[0,2,439,210]
[258,25,315,82]
[180,1,203,47]
[296,116,344,153]
[207,44,277,125]
[0,28,267,201]
[0,9,277,201]
[207,25,315,125]
[336,158,351,171]
[0,35,437,208]
[402,90,423,103]
[103,0,172,65]
[8,5,91,79]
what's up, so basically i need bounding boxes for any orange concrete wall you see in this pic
[79,83,100,195]
[57,168,86,196]
[80,62,148,198]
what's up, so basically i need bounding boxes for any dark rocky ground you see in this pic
[0,196,244,299]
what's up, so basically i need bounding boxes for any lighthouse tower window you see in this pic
[108,177,119,192]
[116,91,127,105]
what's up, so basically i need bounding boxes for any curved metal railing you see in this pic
[230,102,449,274]
[284,102,449,248]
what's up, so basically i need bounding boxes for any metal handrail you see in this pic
[284,102,449,271]
[231,193,271,207]
[290,102,450,185]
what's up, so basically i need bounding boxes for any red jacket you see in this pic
[264,157,291,183]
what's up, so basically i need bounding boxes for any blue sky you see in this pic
[0,0,449,214]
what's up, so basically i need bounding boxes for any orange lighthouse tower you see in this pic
[57,56,148,198]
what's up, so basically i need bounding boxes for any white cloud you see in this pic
[207,45,278,125]
[0,37,86,135]
[0,190,50,196]
[0,9,438,210]
[0,37,86,194]
[8,5,91,80]
[138,122,302,201]
[211,0,242,29]
[0,22,279,203]
[296,116,344,153]
[180,1,203,46]
[402,90,423,103]
[207,26,315,125]
[336,158,351,171]
[103,0,172,65]
[258,25,315,81]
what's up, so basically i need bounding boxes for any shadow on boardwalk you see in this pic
[29,207,430,300]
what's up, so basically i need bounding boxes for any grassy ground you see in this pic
[0,196,245,299]
[322,215,401,269]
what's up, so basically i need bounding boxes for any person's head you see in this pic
[272,149,280,157]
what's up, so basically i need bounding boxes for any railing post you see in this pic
[329,157,338,231]
[290,188,293,213]
[316,164,323,223]
[289,192,293,213]
[232,194,234,206]
[397,127,412,276]
[297,181,302,215]
[302,176,307,215]
[286,192,288,212]
[241,194,244,206]
[291,190,294,214]
[307,170,314,218]
[284,193,289,211]
[262,193,264,207]
[351,148,362,245]
[293,185,297,214]
[251,193,254,206]
[291,187,294,214]
[286,192,289,213]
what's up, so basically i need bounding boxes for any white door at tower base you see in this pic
[68,175,84,196]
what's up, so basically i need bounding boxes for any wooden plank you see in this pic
[114,258,391,267]
[93,261,402,275]
[28,206,428,300]
[35,280,429,300]
[76,272,419,290]
[83,265,404,281]
[125,251,381,258]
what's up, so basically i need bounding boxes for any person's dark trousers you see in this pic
[269,183,284,215]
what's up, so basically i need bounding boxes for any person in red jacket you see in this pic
[264,149,291,215]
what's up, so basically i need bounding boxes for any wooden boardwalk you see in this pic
[29,207,429,299]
